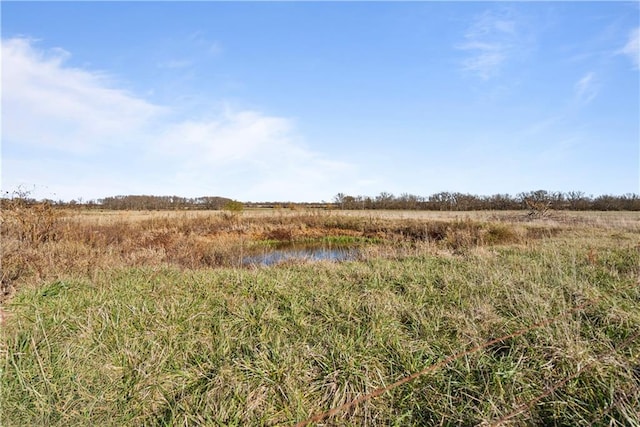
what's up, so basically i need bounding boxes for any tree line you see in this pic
[2,190,639,211]
[96,195,235,210]
[1,193,236,211]
[332,190,640,211]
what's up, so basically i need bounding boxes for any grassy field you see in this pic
[1,208,639,425]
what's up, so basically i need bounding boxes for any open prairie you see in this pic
[1,207,639,425]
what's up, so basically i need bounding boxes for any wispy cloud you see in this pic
[189,31,223,56]
[208,41,223,56]
[2,38,164,154]
[457,9,521,80]
[618,27,639,69]
[574,72,598,105]
[1,37,358,201]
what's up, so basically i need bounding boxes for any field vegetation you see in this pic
[1,202,639,425]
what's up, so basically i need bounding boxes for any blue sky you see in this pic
[2,2,639,202]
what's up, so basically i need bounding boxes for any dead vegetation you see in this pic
[1,204,639,425]
[0,204,591,302]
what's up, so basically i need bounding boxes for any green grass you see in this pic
[2,226,639,426]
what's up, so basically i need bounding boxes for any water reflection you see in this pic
[242,245,358,266]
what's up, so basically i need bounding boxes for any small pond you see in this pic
[242,244,359,266]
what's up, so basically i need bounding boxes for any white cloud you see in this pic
[2,38,164,154]
[457,9,523,80]
[1,37,359,202]
[574,72,598,105]
[461,50,506,81]
[159,111,295,165]
[618,27,639,69]
[154,110,358,201]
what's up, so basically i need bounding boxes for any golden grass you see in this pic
[1,207,639,425]
[1,207,593,301]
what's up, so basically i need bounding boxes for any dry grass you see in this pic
[1,207,639,425]
[0,207,581,301]
[4,206,638,303]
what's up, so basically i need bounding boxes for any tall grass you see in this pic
[1,208,639,425]
[1,207,569,299]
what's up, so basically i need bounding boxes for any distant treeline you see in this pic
[2,190,639,211]
[0,194,235,211]
[96,195,235,210]
[327,190,640,211]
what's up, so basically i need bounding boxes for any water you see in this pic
[242,245,358,266]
